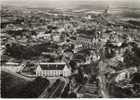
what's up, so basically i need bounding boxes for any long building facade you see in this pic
[36,62,71,77]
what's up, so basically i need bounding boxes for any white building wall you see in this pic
[63,65,71,77]
[36,64,71,77]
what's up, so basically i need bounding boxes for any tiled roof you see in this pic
[78,34,93,40]
[40,64,65,70]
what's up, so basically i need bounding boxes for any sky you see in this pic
[1,0,139,2]
[1,0,140,9]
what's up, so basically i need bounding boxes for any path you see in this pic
[1,67,34,81]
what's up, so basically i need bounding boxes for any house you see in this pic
[61,49,74,64]
[63,49,73,58]
[57,27,65,33]
[86,52,100,63]
[74,44,83,53]
[115,71,129,83]
[36,63,71,77]
[52,32,63,42]
[115,67,138,83]
[37,33,51,40]
[52,35,61,42]
[85,15,92,20]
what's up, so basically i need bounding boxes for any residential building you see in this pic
[52,32,63,42]
[74,44,83,53]
[37,33,51,40]
[115,67,138,83]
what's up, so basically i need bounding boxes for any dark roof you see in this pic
[73,54,86,62]
[71,59,83,63]
[78,34,93,40]
[40,64,65,70]
[77,28,96,36]
[80,64,93,74]
[70,36,76,40]
[64,49,73,53]
[78,49,91,55]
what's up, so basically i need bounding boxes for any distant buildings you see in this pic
[76,34,94,49]
[115,67,138,83]
[77,34,92,43]
[74,44,83,53]
[52,35,61,42]
[37,33,51,40]
[2,6,140,96]
[36,62,71,77]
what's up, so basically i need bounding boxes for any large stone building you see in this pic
[36,62,71,77]
[76,34,95,49]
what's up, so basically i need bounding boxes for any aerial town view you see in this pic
[1,0,140,98]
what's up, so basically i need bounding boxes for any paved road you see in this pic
[98,75,110,98]
[98,60,110,98]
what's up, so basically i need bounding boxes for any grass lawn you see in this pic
[1,70,30,98]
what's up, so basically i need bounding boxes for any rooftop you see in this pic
[39,63,65,70]
[78,34,94,40]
